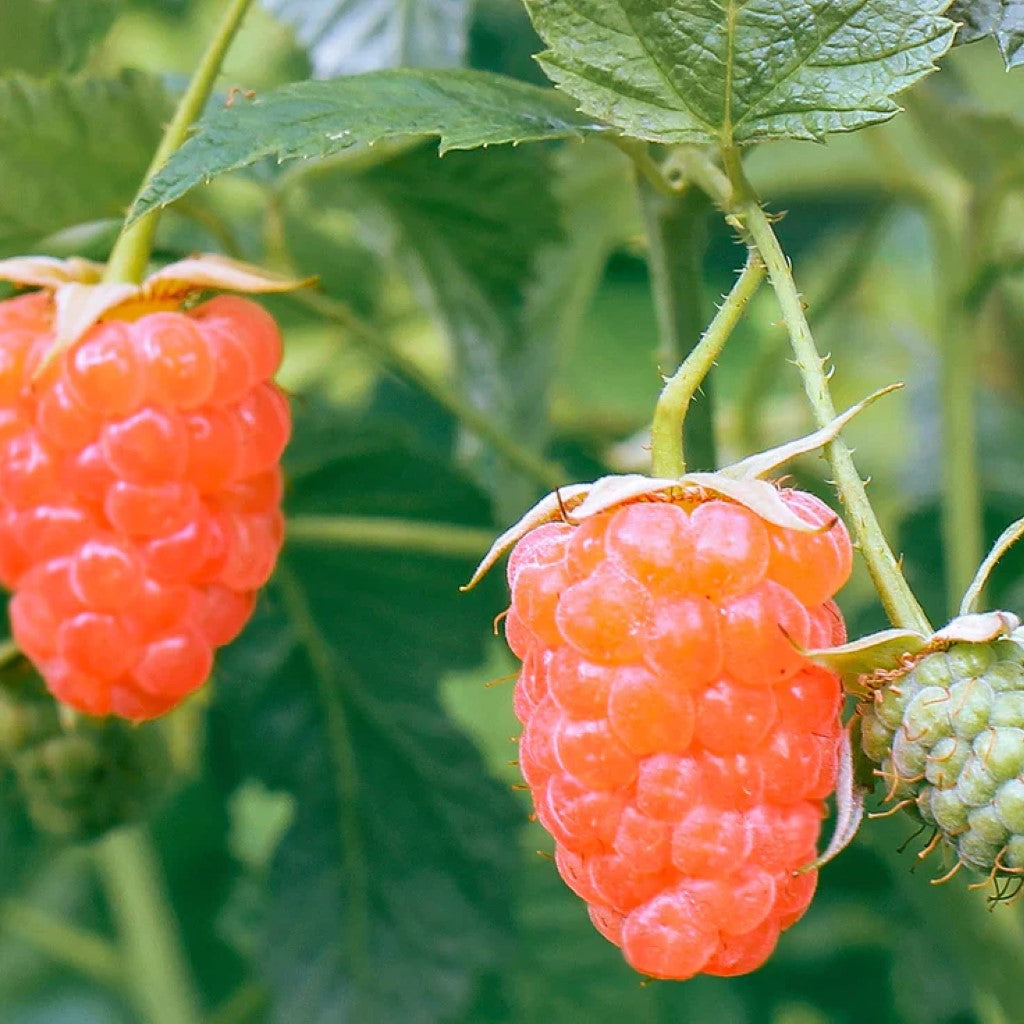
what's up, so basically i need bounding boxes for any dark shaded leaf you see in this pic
[293,141,565,515]
[949,0,1024,67]
[0,766,38,901]
[151,780,250,1011]
[207,409,519,1024]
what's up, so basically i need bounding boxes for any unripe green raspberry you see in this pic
[860,638,1024,881]
[0,658,60,755]
[0,661,170,840]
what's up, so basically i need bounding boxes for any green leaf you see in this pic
[285,141,570,515]
[0,767,38,901]
[0,0,120,74]
[261,0,472,76]
[207,411,520,1024]
[339,143,563,514]
[129,69,604,219]
[949,0,1024,67]
[0,72,171,256]
[152,780,249,1009]
[527,0,957,145]
[908,92,1024,183]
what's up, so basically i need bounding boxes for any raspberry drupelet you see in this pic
[0,291,289,720]
[504,490,851,980]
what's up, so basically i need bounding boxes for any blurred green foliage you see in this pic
[1,2,1024,1023]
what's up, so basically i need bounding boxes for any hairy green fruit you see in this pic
[859,638,1024,883]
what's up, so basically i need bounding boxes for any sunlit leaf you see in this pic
[527,0,956,144]
[130,70,604,219]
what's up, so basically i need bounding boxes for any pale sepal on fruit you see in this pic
[960,514,1024,616]
[798,721,870,873]
[0,253,313,378]
[805,612,1021,697]
[465,383,900,590]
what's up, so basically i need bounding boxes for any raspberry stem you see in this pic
[103,0,255,285]
[666,146,931,635]
[97,826,203,1024]
[649,251,765,478]
[638,177,718,471]
[737,208,890,454]
[287,515,495,558]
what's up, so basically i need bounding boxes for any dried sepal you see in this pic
[0,253,313,380]
[0,256,104,287]
[933,610,1020,645]
[461,483,591,590]
[464,385,899,590]
[798,722,867,873]
[143,254,315,297]
[51,282,140,372]
[722,383,903,481]
[961,515,1024,616]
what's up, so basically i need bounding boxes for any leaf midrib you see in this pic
[275,560,372,1004]
[730,0,875,136]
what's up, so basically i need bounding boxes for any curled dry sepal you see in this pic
[0,254,308,721]
[466,386,898,980]
[809,517,1024,892]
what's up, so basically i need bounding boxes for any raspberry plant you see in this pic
[2,1,1024,1022]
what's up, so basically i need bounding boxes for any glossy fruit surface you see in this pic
[505,490,850,979]
[0,291,289,720]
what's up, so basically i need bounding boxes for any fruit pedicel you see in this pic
[0,256,299,721]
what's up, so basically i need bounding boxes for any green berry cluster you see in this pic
[0,658,169,840]
[860,639,1024,882]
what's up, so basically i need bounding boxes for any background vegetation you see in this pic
[2,1,1024,1022]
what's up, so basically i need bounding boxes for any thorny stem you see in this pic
[287,515,495,559]
[288,289,566,492]
[103,0,254,284]
[738,207,891,452]
[666,147,931,635]
[639,176,718,471]
[97,827,203,1024]
[650,251,765,478]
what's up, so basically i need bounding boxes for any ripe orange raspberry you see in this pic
[504,490,850,980]
[0,290,289,720]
